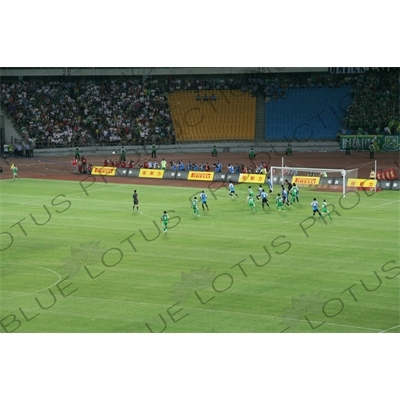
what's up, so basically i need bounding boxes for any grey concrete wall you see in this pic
[32,141,339,158]
[0,107,20,144]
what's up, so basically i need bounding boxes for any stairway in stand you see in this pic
[254,93,266,142]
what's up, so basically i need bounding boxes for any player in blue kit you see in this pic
[311,198,322,219]
[260,189,270,210]
[200,190,209,211]
[228,180,239,198]
[256,185,263,201]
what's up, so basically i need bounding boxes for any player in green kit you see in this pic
[12,164,19,181]
[290,184,298,204]
[191,197,200,217]
[248,186,254,198]
[161,211,169,233]
[246,195,257,212]
[276,194,284,211]
[321,199,332,220]
[292,183,299,203]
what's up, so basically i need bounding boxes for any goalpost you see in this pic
[269,157,377,197]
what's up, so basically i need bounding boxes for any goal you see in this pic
[269,158,377,197]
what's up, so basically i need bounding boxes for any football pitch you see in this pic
[1,178,399,333]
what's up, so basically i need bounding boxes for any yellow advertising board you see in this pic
[291,176,320,185]
[238,174,266,183]
[187,171,214,181]
[91,166,117,176]
[138,169,165,179]
[346,179,377,188]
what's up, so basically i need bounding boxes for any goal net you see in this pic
[269,158,377,197]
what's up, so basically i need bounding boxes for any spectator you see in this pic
[369,143,375,159]
[14,142,23,157]
[120,146,126,162]
[3,143,9,159]
[345,141,351,156]
[81,155,87,172]
[151,144,157,158]
[71,157,78,174]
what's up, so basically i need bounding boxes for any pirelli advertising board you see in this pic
[91,166,117,176]
[291,176,320,185]
[187,171,214,181]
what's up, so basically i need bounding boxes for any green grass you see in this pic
[1,178,399,333]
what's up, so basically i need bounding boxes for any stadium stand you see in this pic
[1,69,397,148]
[342,70,399,134]
[169,90,256,142]
[265,86,352,141]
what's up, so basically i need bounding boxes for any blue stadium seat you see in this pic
[265,86,352,140]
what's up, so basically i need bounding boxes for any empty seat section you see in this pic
[265,86,352,141]
[168,90,256,142]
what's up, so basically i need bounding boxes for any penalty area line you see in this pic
[371,200,400,208]
[379,324,400,333]
[139,211,158,219]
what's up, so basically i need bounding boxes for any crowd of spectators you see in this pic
[71,153,92,174]
[103,146,271,174]
[262,73,355,102]
[342,69,399,134]
[3,141,34,158]
[2,70,398,149]
[1,78,174,148]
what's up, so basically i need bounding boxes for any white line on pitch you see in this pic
[0,267,63,300]
[379,324,400,333]
[50,295,381,332]
[371,200,400,208]
[139,211,159,219]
